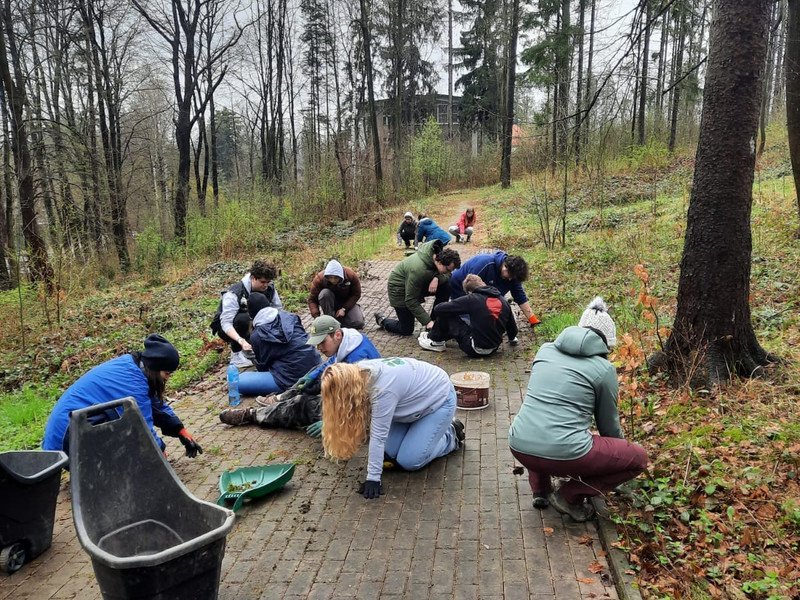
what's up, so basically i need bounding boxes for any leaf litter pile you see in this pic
[609,303,800,598]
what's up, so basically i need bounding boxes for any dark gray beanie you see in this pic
[141,334,180,372]
[248,292,270,319]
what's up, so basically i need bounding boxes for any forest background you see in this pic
[0,0,799,598]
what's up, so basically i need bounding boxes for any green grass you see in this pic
[0,385,60,450]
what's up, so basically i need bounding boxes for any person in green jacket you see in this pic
[508,297,648,522]
[374,240,461,336]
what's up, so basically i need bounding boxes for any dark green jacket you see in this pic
[387,241,447,325]
[508,326,622,460]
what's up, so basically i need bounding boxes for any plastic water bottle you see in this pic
[227,363,241,406]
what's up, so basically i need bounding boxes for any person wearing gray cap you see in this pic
[219,315,380,431]
[308,259,365,329]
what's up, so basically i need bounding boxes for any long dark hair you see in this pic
[130,352,167,403]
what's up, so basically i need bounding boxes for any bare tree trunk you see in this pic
[759,0,780,155]
[582,0,595,161]
[659,0,774,386]
[359,0,382,191]
[556,0,570,161]
[637,0,651,146]
[668,8,686,152]
[574,0,585,166]
[500,0,520,188]
[655,9,669,135]
[787,0,800,233]
[0,0,51,285]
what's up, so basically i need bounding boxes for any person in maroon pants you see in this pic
[508,297,648,522]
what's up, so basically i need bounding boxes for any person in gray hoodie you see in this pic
[508,297,648,522]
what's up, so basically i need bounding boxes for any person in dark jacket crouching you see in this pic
[219,315,380,432]
[508,297,648,522]
[42,334,202,459]
[236,292,321,396]
[418,274,518,357]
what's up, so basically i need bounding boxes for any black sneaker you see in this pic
[453,419,466,448]
[374,312,386,328]
[532,495,549,509]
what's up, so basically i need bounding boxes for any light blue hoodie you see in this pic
[508,326,622,460]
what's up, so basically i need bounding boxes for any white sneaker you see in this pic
[418,331,446,352]
[230,350,254,368]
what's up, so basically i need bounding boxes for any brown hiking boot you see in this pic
[219,407,256,426]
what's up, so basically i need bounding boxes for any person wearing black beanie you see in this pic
[42,334,202,459]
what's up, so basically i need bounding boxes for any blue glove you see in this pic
[360,480,383,499]
[306,420,323,438]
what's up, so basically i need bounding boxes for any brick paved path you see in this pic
[1,229,619,599]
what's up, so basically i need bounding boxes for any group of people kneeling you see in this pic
[41,240,648,516]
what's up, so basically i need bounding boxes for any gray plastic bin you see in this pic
[69,398,234,599]
[0,450,68,573]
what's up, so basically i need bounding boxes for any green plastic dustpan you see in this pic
[216,463,296,512]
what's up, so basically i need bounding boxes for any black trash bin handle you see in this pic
[70,397,136,428]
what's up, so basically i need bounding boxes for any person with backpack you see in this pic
[210,260,281,368]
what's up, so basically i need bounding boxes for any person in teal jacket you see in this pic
[508,298,648,522]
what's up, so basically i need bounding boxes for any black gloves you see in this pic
[178,428,203,458]
[359,480,383,500]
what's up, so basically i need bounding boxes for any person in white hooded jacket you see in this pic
[219,315,380,430]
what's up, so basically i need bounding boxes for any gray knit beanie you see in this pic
[578,297,617,347]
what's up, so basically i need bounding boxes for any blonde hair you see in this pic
[462,274,485,294]
[321,363,371,461]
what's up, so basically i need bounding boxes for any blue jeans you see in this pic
[238,371,282,395]
[385,388,458,470]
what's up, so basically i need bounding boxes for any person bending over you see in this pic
[321,359,465,499]
[449,250,541,327]
[43,334,202,460]
[508,297,648,522]
[418,274,518,356]
[415,214,452,246]
[236,292,321,396]
[375,240,461,336]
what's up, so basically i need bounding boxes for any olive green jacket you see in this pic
[387,241,448,325]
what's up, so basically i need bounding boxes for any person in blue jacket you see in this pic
[42,334,202,459]
[219,315,380,431]
[416,214,452,246]
[236,292,321,396]
[449,250,541,327]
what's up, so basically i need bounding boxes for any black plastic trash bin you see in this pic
[0,450,68,573]
[69,398,235,600]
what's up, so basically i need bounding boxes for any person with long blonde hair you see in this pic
[321,358,465,499]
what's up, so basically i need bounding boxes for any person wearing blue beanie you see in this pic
[42,334,202,459]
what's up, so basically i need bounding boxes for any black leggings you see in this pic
[383,285,450,336]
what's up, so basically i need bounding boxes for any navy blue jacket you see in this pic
[250,310,321,391]
[449,251,528,305]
